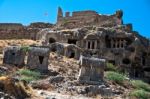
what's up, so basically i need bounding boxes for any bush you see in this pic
[17,69,41,83]
[105,71,126,84]
[106,63,117,71]
[129,90,150,99]
[131,80,150,92]
[20,46,30,52]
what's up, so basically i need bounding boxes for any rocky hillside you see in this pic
[0,40,149,99]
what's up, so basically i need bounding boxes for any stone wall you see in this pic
[56,7,123,29]
[0,22,53,40]
[0,23,23,30]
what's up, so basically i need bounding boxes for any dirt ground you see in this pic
[0,39,133,99]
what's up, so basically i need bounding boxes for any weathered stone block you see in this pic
[27,47,50,72]
[3,46,25,66]
[78,55,105,84]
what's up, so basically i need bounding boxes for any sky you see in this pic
[0,0,150,37]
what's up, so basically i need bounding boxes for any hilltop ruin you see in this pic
[1,7,150,83]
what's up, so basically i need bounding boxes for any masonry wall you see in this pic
[57,8,123,29]
[0,22,53,40]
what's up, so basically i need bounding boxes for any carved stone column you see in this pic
[90,41,92,49]
[111,39,114,48]
[86,40,88,49]
[115,40,118,48]
[119,39,122,48]
[123,40,126,47]
[95,40,97,49]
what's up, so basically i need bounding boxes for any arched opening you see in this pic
[122,58,131,65]
[49,38,56,44]
[69,50,75,58]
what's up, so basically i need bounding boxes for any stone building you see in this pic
[27,47,50,72]
[3,46,26,66]
[56,7,123,29]
[37,8,150,81]
[78,55,105,84]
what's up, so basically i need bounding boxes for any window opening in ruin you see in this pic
[88,41,91,49]
[69,51,75,58]
[92,41,95,49]
[113,44,115,48]
[122,58,131,65]
[121,43,124,48]
[105,36,111,48]
[12,52,15,56]
[68,39,77,45]
[142,57,146,66]
[117,43,120,48]
[39,56,44,64]
[49,38,56,44]
[134,70,140,78]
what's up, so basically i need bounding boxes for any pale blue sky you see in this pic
[0,0,150,37]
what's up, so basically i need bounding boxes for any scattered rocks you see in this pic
[76,85,113,96]
[49,75,64,83]
[0,66,8,74]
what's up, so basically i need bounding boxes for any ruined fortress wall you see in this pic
[0,29,38,40]
[57,8,123,28]
[72,11,98,16]
[0,22,53,40]
[0,23,24,30]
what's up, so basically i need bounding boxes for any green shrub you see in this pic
[131,80,150,92]
[106,63,117,71]
[20,46,30,52]
[17,69,41,83]
[105,71,126,84]
[129,90,150,99]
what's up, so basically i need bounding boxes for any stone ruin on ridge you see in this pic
[1,7,150,83]
[36,7,150,83]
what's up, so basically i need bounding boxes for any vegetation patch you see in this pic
[17,69,41,83]
[131,80,150,92]
[20,46,30,52]
[106,63,117,71]
[105,71,126,85]
[129,89,150,99]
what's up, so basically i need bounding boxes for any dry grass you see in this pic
[0,39,37,54]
